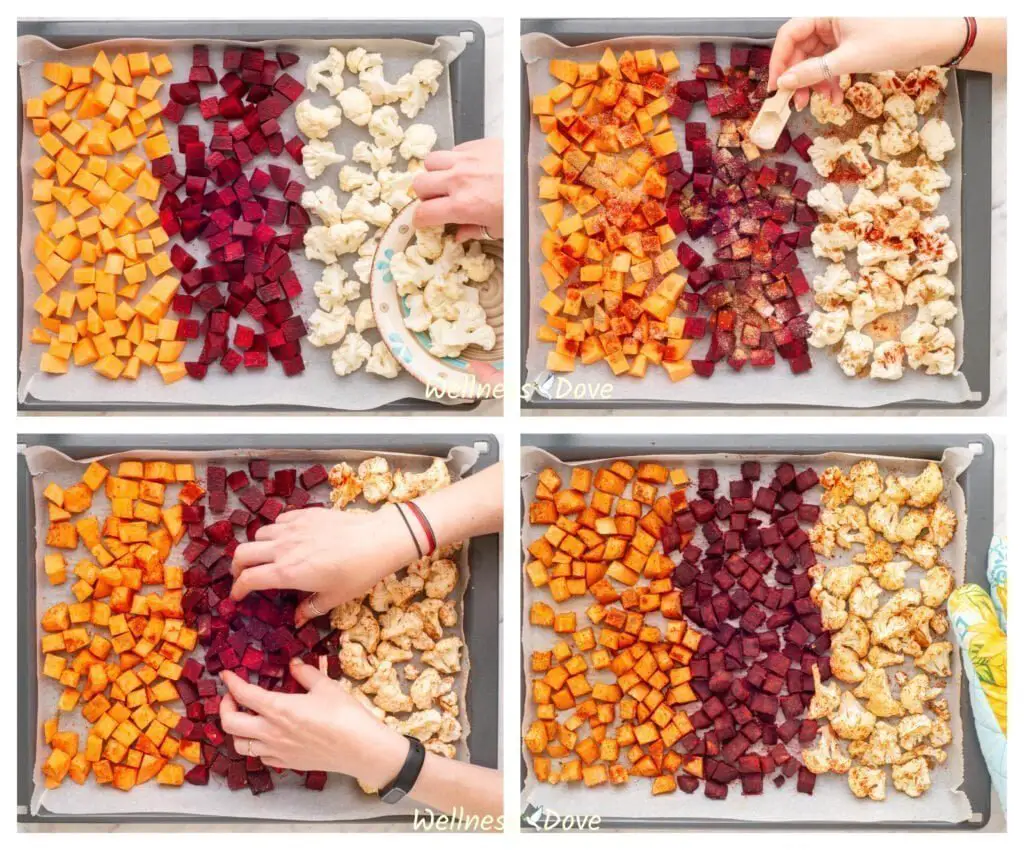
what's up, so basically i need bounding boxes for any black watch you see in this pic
[379,735,426,804]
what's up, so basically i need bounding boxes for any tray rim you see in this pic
[18,432,500,826]
[518,433,994,830]
[16,18,487,414]
[518,17,993,412]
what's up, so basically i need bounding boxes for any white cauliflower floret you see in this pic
[340,641,376,680]
[848,765,887,801]
[378,168,416,210]
[916,299,958,327]
[919,118,955,162]
[837,330,874,377]
[808,664,841,719]
[424,276,476,321]
[409,667,453,711]
[898,461,944,509]
[822,564,869,600]
[848,187,901,217]
[295,99,342,140]
[811,221,859,262]
[415,226,446,260]
[353,238,379,285]
[857,237,914,269]
[897,714,933,750]
[830,690,877,741]
[845,81,884,118]
[901,321,955,374]
[304,221,369,264]
[357,457,394,505]
[900,673,942,714]
[396,58,444,118]
[366,341,400,379]
[850,271,905,330]
[806,183,847,219]
[302,185,344,226]
[808,136,846,177]
[314,264,360,310]
[848,459,884,505]
[338,165,378,194]
[390,458,451,503]
[387,709,442,742]
[808,308,850,348]
[399,123,438,161]
[346,48,378,74]
[879,119,919,158]
[390,246,434,297]
[850,577,884,619]
[352,140,394,172]
[343,193,394,229]
[906,273,955,307]
[404,293,433,333]
[884,93,918,131]
[300,139,346,180]
[460,241,496,283]
[368,106,405,149]
[831,645,868,684]
[810,90,853,126]
[812,263,858,311]
[428,303,496,358]
[337,87,374,127]
[926,502,957,548]
[870,341,905,381]
[892,757,931,798]
[833,614,871,659]
[802,725,851,774]
[331,332,372,377]
[855,721,902,767]
[306,47,347,96]
[307,306,353,347]
[354,299,376,333]
[421,636,463,674]
[915,641,953,677]
[359,60,403,106]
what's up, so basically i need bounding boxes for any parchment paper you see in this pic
[522,33,971,407]
[26,442,479,820]
[520,445,973,823]
[18,33,468,410]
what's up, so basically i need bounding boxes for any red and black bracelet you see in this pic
[945,16,978,68]
[405,500,437,558]
[395,503,423,560]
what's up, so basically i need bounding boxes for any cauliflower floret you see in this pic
[422,558,458,599]
[366,341,400,380]
[837,330,874,377]
[390,247,434,297]
[343,193,394,228]
[901,540,940,569]
[302,185,344,226]
[896,508,930,542]
[900,321,956,375]
[892,756,931,797]
[830,691,877,741]
[810,90,853,126]
[346,48,376,74]
[849,577,884,619]
[853,539,895,568]
[858,721,902,767]
[375,641,413,663]
[421,635,463,674]
[925,502,957,548]
[399,123,438,161]
[409,667,453,711]
[428,303,496,358]
[929,716,952,747]
[295,99,342,140]
[905,272,955,305]
[811,220,858,262]
[340,641,376,680]
[919,118,955,162]
[378,168,416,210]
[845,81,885,118]
[460,242,497,283]
[352,140,394,172]
[369,105,404,149]
[897,714,933,750]
[337,86,374,127]
[870,341,905,381]
[868,646,905,669]
[328,461,362,508]
[834,615,871,659]
[305,221,369,264]
[812,263,858,311]
[857,237,914,269]
[884,93,918,131]
[831,645,868,684]
[808,664,841,720]
[359,63,403,106]
[388,709,442,742]
[356,457,394,505]
[808,308,849,348]
[848,187,902,217]
[915,641,953,677]
[854,667,905,718]
[331,599,362,631]
[915,298,958,327]
[353,238,379,285]
[903,65,948,112]
[879,119,919,158]
[338,164,379,197]
[899,462,944,508]
[803,725,851,774]
[822,564,869,600]
[353,299,376,333]
[403,293,432,333]
[415,226,446,261]
[306,47,347,96]
[848,460,884,505]
[899,673,942,714]
[331,332,372,377]
[390,458,451,503]
[817,589,849,631]
[301,139,346,180]
[314,264,361,310]
[307,306,353,347]
[806,183,847,219]
[848,765,887,801]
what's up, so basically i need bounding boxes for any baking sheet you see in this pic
[520,445,973,823]
[27,442,479,820]
[18,33,467,410]
[521,32,972,407]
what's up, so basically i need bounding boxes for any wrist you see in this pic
[925,18,970,67]
[352,724,409,790]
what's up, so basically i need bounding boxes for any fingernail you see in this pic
[777,73,794,88]
[290,657,302,667]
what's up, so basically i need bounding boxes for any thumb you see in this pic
[289,657,329,692]
[776,46,854,91]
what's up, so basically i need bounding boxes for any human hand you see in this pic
[230,506,417,624]
[219,659,408,789]
[769,18,967,110]
[413,137,503,242]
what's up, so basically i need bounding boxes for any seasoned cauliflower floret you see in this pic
[803,725,852,774]
[301,139,346,180]
[900,673,942,714]
[806,183,847,219]
[295,99,342,140]
[915,641,953,677]
[848,765,887,801]
[837,330,874,377]
[812,263,859,311]
[849,577,884,619]
[919,118,955,162]
[870,341,905,381]
[899,462,944,508]
[831,645,868,684]
[421,636,463,674]
[901,322,956,375]
[925,502,957,548]
[853,667,905,718]
[830,690,877,741]
[808,664,841,719]
[357,457,394,504]
[808,308,849,348]
[845,82,885,118]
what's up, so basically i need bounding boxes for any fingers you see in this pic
[777,43,852,92]
[412,170,452,201]
[231,563,283,600]
[768,17,812,90]
[232,736,275,760]
[261,756,288,769]
[288,657,330,692]
[423,150,458,171]
[219,691,273,740]
[254,522,286,541]
[232,540,277,574]
[221,670,280,715]
[454,224,490,243]
[295,590,344,628]
[414,197,461,229]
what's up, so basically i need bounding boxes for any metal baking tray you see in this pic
[17,18,486,414]
[19,433,500,825]
[520,434,994,830]
[520,18,992,412]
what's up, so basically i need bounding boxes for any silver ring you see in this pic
[479,227,493,241]
[819,55,833,83]
[306,594,324,617]
[246,739,255,758]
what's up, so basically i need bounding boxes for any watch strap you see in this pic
[379,735,426,804]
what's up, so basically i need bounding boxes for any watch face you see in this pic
[380,787,405,805]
